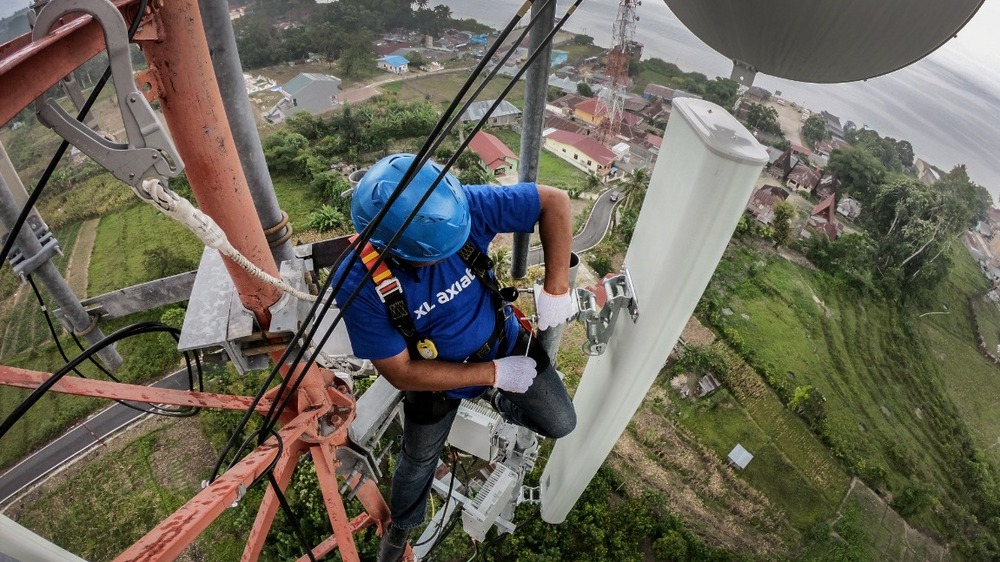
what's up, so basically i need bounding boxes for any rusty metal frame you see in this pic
[0,1,395,560]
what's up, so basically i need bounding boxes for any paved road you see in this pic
[528,188,620,266]
[0,368,191,507]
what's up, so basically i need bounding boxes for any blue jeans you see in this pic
[389,331,576,530]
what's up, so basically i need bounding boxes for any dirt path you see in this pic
[65,218,99,299]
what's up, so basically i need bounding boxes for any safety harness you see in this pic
[352,235,517,362]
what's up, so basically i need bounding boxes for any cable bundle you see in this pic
[0,0,588,557]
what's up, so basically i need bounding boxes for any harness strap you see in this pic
[352,236,417,341]
[352,236,514,362]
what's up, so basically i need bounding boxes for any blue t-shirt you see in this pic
[334,182,541,398]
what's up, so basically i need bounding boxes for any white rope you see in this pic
[139,179,318,303]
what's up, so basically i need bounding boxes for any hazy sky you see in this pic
[4,0,998,194]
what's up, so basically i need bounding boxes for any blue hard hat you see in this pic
[351,153,471,262]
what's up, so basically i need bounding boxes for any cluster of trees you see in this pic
[234,0,483,76]
[801,115,829,148]
[846,128,915,172]
[637,58,740,109]
[804,144,991,299]
[260,97,441,229]
[743,103,782,137]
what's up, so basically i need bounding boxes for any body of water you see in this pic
[445,0,1000,199]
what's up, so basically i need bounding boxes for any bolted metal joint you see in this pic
[575,266,639,356]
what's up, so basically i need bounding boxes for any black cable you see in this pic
[0,321,185,441]
[210,0,552,481]
[268,472,319,562]
[252,13,572,449]
[0,0,149,270]
[25,275,197,418]
[238,0,586,494]
[412,451,460,548]
[215,0,585,485]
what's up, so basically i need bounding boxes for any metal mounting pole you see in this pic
[198,0,294,267]
[0,173,122,369]
[512,0,556,280]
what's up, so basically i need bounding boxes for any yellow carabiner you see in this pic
[416,339,438,360]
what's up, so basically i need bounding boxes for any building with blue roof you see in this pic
[377,55,409,74]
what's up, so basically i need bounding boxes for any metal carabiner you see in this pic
[31,0,183,195]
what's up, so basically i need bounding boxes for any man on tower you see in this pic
[334,153,578,562]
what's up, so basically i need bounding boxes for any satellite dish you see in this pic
[662,0,985,83]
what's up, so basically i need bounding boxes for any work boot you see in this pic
[377,522,409,562]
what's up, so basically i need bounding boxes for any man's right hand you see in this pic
[493,356,537,393]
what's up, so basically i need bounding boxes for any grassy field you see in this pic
[88,203,204,296]
[676,348,850,532]
[391,71,527,111]
[11,417,218,561]
[706,241,1000,540]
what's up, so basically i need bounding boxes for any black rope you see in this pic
[0,322,186,441]
[268,472,319,562]
[25,275,198,418]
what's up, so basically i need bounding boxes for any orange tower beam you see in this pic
[0,1,390,560]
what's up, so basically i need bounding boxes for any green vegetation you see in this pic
[634,58,739,109]
[701,240,1000,557]
[233,0,490,73]
[16,419,216,561]
[88,204,203,296]
[801,115,830,148]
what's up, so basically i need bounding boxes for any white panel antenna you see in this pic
[540,97,768,523]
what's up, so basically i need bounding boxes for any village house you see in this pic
[746,185,790,225]
[468,131,519,177]
[814,173,841,200]
[639,100,667,122]
[814,140,834,158]
[544,111,589,136]
[915,158,941,186]
[459,99,521,127]
[806,194,845,240]
[744,86,772,103]
[547,93,587,117]
[787,163,821,192]
[771,148,799,180]
[374,41,413,57]
[543,129,618,178]
[836,195,862,221]
[377,55,409,74]
[642,83,701,104]
[264,73,341,123]
[763,146,785,170]
[821,110,845,140]
[790,143,813,160]
[573,98,605,127]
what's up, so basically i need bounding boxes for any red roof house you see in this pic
[787,163,821,192]
[746,185,790,225]
[468,131,519,176]
[808,194,844,240]
[543,129,617,176]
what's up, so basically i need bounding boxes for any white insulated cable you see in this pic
[139,179,318,303]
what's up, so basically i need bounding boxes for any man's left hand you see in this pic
[537,289,575,330]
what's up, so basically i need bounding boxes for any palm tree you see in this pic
[585,172,601,192]
[621,167,650,212]
[489,246,513,287]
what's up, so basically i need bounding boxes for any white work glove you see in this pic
[536,288,575,331]
[493,356,537,393]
